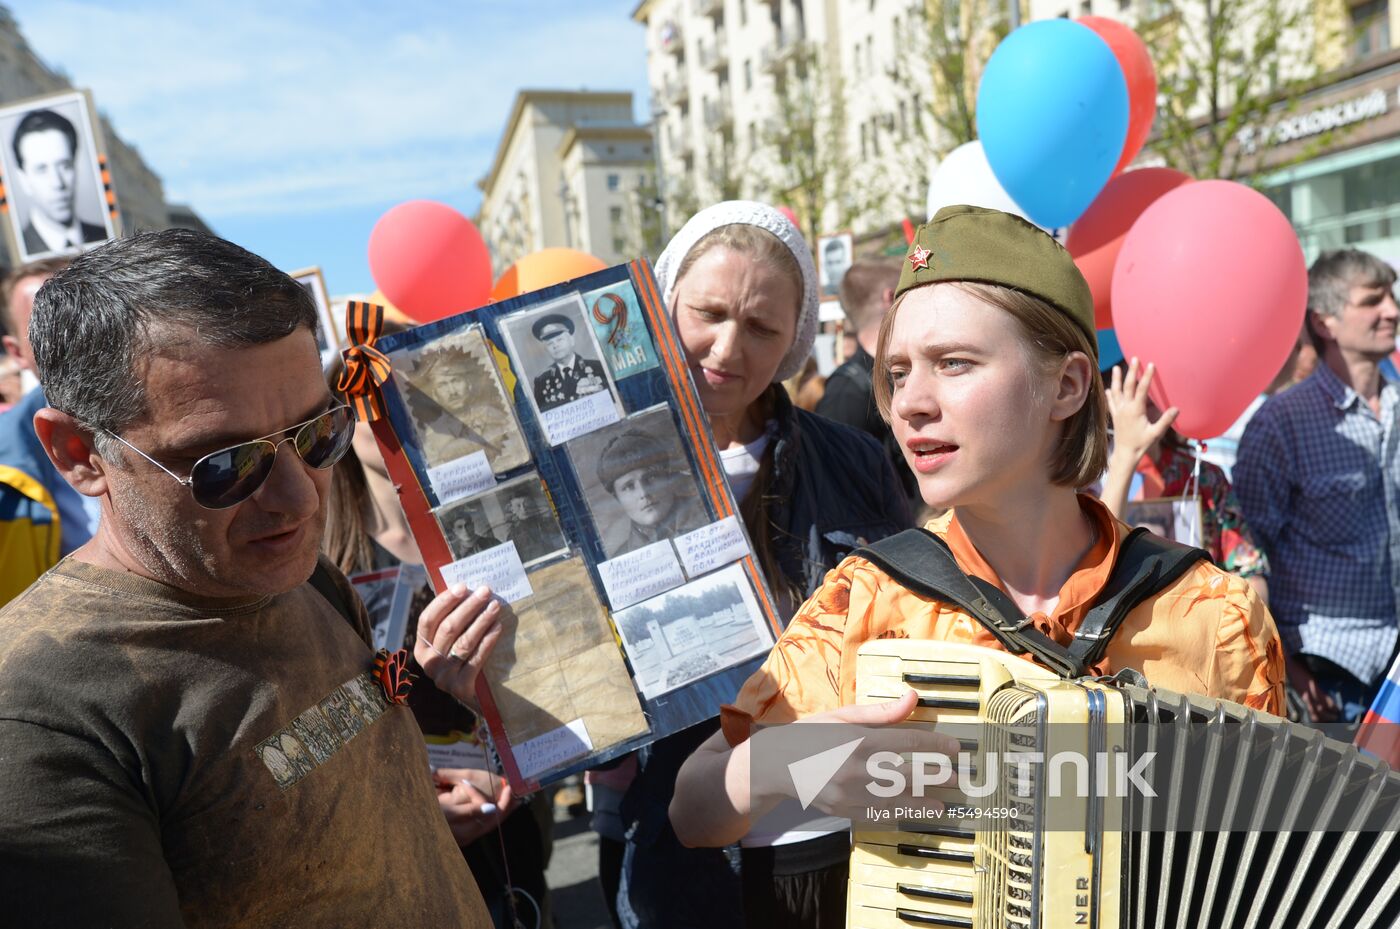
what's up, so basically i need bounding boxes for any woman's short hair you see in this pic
[873,281,1108,489]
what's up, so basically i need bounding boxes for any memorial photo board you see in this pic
[366,260,783,792]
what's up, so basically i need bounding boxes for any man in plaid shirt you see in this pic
[1235,248,1400,723]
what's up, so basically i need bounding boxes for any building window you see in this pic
[610,205,623,223]
[613,236,626,254]
[1081,0,1091,12]
[607,173,621,191]
[1265,143,1400,258]
[1353,0,1391,59]
[749,121,758,151]
[745,58,753,90]
[739,0,747,26]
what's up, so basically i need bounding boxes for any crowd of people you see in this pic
[0,198,1394,927]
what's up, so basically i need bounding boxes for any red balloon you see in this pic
[367,200,492,323]
[1079,17,1156,176]
[1112,180,1307,439]
[777,206,799,230]
[1067,167,1192,329]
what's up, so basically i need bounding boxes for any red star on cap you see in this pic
[908,244,931,271]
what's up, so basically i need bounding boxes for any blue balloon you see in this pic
[976,20,1130,229]
[1097,328,1124,372]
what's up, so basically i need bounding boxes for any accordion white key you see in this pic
[847,640,1400,929]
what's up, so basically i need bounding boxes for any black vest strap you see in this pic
[855,525,1209,680]
[855,528,1084,678]
[1067,526,1208,669]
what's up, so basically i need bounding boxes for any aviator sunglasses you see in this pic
[102,404,356,510]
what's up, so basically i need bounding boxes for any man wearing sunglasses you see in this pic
[0,230,499,927]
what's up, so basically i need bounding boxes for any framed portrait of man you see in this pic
[289,266,340,360]
[567,404,710,560]
[498,293,622,446]
[0,89,118,263]
[434,473,569,568]
[390,326,530,475]
[816,231,853,301]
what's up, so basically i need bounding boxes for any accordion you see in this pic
[847,640,1400,929]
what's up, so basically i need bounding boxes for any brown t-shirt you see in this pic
[0,556,490,928]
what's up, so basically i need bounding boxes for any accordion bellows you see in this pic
[848,641,1400,929]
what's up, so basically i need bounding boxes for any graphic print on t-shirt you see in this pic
[254,670,394,790]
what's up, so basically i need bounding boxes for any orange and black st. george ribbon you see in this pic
[338,300,392,422]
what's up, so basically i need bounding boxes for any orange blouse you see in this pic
[722,495,1285,744]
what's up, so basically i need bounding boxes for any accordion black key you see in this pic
[848,641,1400,929]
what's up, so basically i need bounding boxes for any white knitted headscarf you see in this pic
[653,200,819,384]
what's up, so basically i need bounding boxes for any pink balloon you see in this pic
[777,206,799,230]
[1112,180,1306,439]
[368,200,493,323]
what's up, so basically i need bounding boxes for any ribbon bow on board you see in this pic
[338,300,392,422]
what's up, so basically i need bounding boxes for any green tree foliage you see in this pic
[1147,0,1339,182]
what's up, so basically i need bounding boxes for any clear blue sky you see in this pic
[6,1,652,295]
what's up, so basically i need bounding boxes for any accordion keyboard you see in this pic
[846,640,1400,929]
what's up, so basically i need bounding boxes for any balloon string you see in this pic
[1187,440,1204,549]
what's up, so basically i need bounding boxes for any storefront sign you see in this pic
[1238,88,1392,154]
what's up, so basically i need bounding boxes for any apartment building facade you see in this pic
[635,0,1007,246]
[476,90,660,275]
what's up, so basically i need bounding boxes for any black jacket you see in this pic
[760,383,914,600]
[815,345,921,505]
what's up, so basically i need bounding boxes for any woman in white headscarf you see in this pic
[614,202,912,929]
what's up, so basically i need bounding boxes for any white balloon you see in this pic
[926,141,1038,225]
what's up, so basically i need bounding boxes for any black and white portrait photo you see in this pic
[499,293,621,446]
[434,474,568,568]
[611,563,772,699]
[816,232,853,301]
[0,90,116,263]
[567,405,709,560]
[289,266,340,360]
[391,326,530,474]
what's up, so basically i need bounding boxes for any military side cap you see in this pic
[896,205,1096,352]
[532,313,575,339]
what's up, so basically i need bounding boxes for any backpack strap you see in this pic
[1067,526,1208,670]
[855,529,1086,678]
